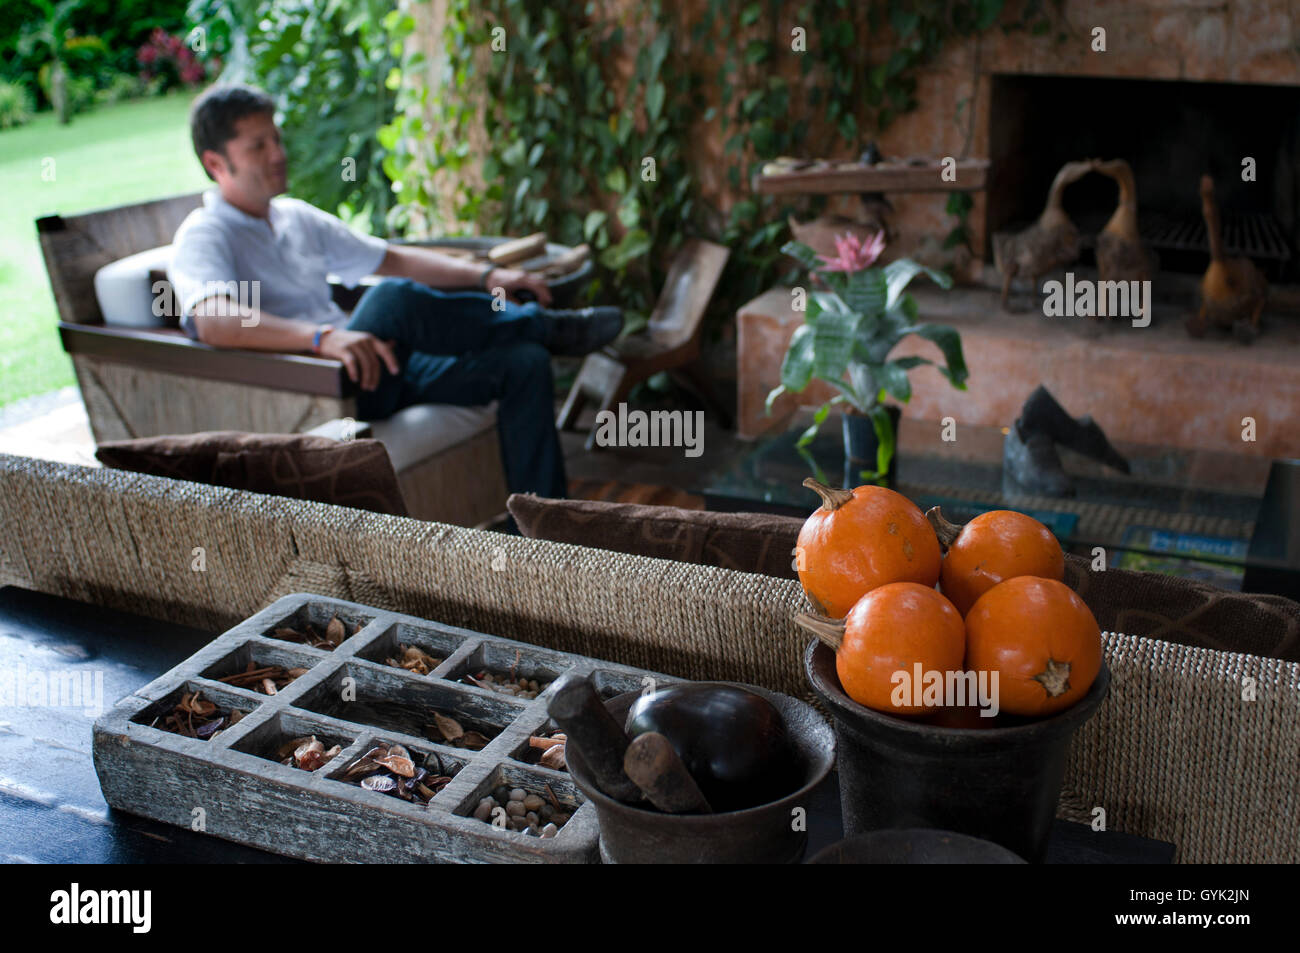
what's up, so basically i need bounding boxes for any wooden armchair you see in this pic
[556,238,731,449]
[38,192,507,526]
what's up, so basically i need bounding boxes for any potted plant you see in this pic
[766,232,969,482]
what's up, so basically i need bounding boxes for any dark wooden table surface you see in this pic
[0,585,1171,864]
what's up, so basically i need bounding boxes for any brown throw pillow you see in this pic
[508,494,803,579]
[1064,554,1300,662]
[96,431,408,517]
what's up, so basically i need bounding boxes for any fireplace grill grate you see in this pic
[1139,210,1291,262]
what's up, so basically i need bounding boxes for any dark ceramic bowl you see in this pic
[808,828,1027,864]
[805,639,1109,863]
[566,681,835,864]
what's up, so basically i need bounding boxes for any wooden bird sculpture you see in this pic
[993,159,1094,311]
[1094,158,1157,293]
[1188,174,1267,343]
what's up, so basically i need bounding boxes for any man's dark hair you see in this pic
[189,83,276,180]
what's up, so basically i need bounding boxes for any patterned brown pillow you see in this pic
[507,494,803,579]
[96,431,408,517]
[1064,554,1299,662]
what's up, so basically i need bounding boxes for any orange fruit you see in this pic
[797,479,942,619]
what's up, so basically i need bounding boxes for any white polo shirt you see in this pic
[168,188,389,338]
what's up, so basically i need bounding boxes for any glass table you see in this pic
[696,413,1295,595]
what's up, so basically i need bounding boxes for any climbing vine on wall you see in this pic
[381,0,1060,336]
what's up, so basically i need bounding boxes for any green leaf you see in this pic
[604,166,627,193]
[617,196,642,228]
[868,404,897,477]
[796,402,832,449]
[843,268,887,315]
[502,139,527,167]
[846,365,875,411]
[854,305,913,364]
[779,324,816,393]
[875,362,912,402]
[883,257,952,308]
[744,40,768,65]
[945,191,974,216]
[764,384,786,416]
[909,323,969,389]
[780,240,823,271]
[813,291,849,316]
[812,310,860,381]
[741,3,762,26]
[583,210,607,241]
[646,81,665,121]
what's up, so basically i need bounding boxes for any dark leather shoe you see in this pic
[1019,385,1129,474]
[1004,419,1075,497]
[541,306,624,356]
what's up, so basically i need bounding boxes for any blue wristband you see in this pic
[312,324,334,353]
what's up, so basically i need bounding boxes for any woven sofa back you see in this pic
[0,452,1295,863]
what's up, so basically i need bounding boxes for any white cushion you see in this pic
[305,402,498,473]
[93,245,173,327]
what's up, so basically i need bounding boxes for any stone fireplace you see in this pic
[986,74,1298,281]
[738,2,1300,459]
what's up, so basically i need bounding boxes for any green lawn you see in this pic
[0,92,211,409]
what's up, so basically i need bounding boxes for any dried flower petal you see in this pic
[325,616,346,646]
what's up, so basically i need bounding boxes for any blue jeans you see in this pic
[345,278,566,500]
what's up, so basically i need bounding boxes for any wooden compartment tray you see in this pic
[92,593,678,863]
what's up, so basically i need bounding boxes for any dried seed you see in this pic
[194,717,225,739]
[539,746,566,771]
[432,713,464,743]
[294,737,324,762]
[361,774,397,793]
[376,755,414,778]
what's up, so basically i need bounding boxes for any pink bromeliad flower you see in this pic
[817,231,886,273]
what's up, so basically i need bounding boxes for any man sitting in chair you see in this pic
[168,83,622,502]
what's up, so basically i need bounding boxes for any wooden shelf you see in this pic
[754,158,989,195]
